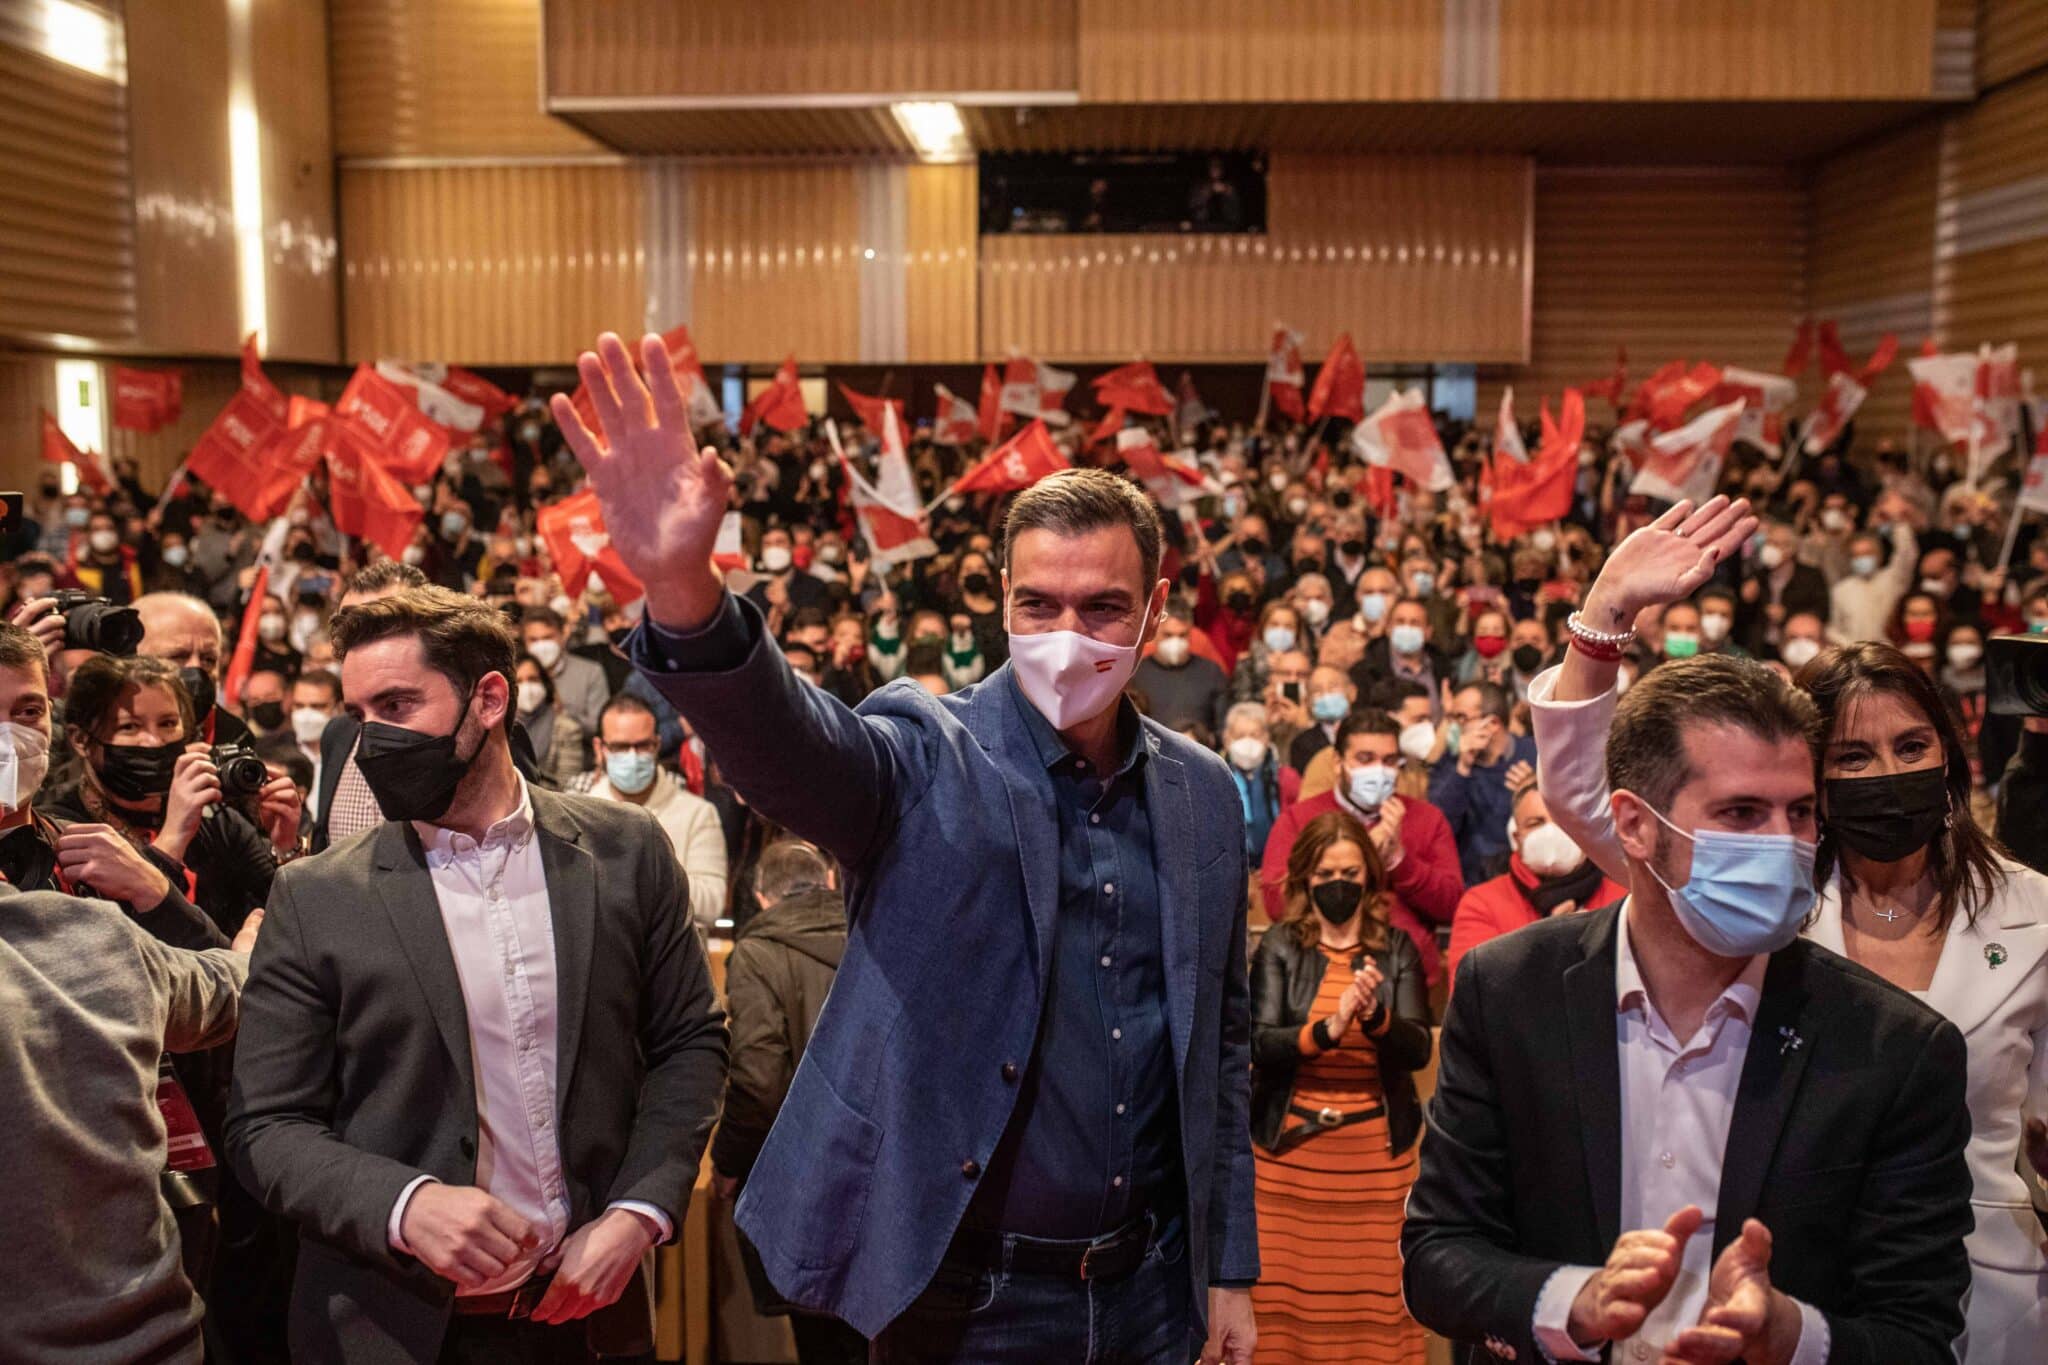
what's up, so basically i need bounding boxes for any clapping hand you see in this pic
[1659,1219,1798,1365]
[1567,1206,1702,1349]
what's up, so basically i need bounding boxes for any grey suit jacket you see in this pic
[0,886,244,1365]
[224,787,728,1365]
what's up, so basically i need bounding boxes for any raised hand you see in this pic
[549,333,733,631]
[1567,1205,1702,1348]
[1580,496,1756,637]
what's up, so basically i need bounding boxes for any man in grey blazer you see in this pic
[552,334,1260,1364]
[225,587,728,1365]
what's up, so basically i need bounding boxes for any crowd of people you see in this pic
[3,324,2047,1365]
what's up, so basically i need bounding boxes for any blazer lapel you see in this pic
[1563,906,1624,1250]
[1713,946,1816,1252]
[968,668,1061,991]
[1143,735,1197,1080]
[532,792,597,1113]
[1920,862,2048,1039]
[372,822,475,1105]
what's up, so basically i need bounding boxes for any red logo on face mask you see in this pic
[1094,659,1115,673]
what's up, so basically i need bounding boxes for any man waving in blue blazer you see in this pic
[553,333,1259,1364]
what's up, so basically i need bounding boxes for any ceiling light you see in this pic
[27,0,122,82]
[891,101,969,162]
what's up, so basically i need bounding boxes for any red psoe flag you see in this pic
[113,366,183,433]
[931,383,979,446]
[334,365,454,486]
[954,420,1068,497]
[1816,321,1854,379]
[1087,405,1128,447]
[1800,371,1869,456]
[1632,397,1745,505]
[836,383,906,434]
[1351,388,1452,490]
[240,334,286,418]
[1308,333,1366,423]
[740,355,808,436]
[1118,426,1216,510]
[536,488,647,604]
[1631,360,1722,432]
[1266,324,1305,421]
[1581,347,1629,408]
[1971,342,2021,463]
[1783,320,1815,379]
[374,361,518,433]
[999,354,1077,426]
[40,408,114,494]
[1490,389,1583,540]
[977,363,1005,442]
[1091,361,1174,417]
[247,415,331,522]
[325,434,427,561]
[1712,367,1798,457]
[189,389,290,514]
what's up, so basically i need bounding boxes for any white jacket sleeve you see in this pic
[676,795,731,929]
[1526,666,1631,887]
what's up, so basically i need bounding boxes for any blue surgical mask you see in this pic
[1358,592,1389,624]
[605,751,658,796]
[1263,626,1296,655]
[1390,623,1425,656]
[1411,571,1436,596]
[1850,554,1879,577]
[1311,692,1349,724]
[1444,722,1462,754]
[1639,801,1816,957]
[1344,762,1398,812]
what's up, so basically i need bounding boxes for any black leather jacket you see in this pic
[1250,921,1433,1155]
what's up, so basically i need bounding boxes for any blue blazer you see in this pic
[635,596,1259,1338]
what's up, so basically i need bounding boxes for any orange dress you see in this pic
[1251,942,1425,1365]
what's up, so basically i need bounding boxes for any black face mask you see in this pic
[1311,879,1363,926]
[1239,537,1267,558]
[1339,538,1367,558]
[1525,857,1606,916]
[1330,491,1354,511]
[1512,643,1544,674]
[1825,767,1950,862]
[1225,590,1254,613]
[354,689,482,824]
[97,742,182,803]
[178,667,216,723]
[248,700,285,730]
[1296,558,1324,577]
[1179,565,1202,589]
[961,573,992,597]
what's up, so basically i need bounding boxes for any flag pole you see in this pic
[1996,503,2026,574]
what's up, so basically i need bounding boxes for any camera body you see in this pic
[209,742,269,801]
[49,589,143,655]
[1985,634,2048,717]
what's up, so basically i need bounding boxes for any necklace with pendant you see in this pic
[1875,906,1900,923]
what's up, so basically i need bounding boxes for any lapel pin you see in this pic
[1778,1026,1804,1056]
[1986,943,2008,968]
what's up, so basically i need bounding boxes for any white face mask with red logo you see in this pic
[1007,603,1152,731]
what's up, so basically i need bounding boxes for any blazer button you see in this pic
[459,1136,475,1158]
[1001,1062,1019,1083]
[961,1159,981,1179]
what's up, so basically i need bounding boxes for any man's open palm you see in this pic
[550,332,730,625]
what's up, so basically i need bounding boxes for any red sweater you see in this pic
[1446,855,1628,992]
[1258,789,1464,985]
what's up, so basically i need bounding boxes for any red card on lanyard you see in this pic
[156,1070,216,1172]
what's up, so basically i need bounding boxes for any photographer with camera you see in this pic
[41,654,276,940]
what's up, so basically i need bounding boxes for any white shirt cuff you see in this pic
[1532,1264,1603,1363]
[609,1199,675,1245]
[388,1174,438,1253]
[1789,1296,1831,1365]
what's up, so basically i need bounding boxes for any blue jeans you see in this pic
[870,1218,1198,1364]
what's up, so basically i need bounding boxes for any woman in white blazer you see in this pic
[1529,496,2048,1364]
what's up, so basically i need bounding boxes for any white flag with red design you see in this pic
[830,411,936,568]
[1118,427,1216,510]
[931,383,980,446]
[1972,342,2021,464]
[1610,419,1653,470]
[1800,371,1869,455]
[999,353,1076,426]
[1909,351,1977,445]
[1351,388,1453,491]
[712,510,746,571]
[1265,324,1305,421]
[1494,387,1528,465]
[1713,366,1797,458]
[373,361,516,434]
[1631,398,1744,505]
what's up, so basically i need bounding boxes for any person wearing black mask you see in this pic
[948,547,1007,668]
[134,592,257,750]
[1248,809,1433,1360]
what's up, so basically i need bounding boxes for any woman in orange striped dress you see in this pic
[1249,809,1433,1364]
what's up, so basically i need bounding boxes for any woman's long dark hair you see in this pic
[1281,810,1391,952]
[1797,640,2009,931]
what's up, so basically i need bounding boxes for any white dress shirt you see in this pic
[1532,909,1828,1364]
[385,776,669,1293]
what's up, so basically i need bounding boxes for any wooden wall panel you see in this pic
[544,0,1077,99]
[340,165,646,366]
[251,0,340,362]
[1808,120,1942,439]
[904,163,977,363]
[1937,70,2048,385]
[1486,168,1806,420]
[1497,0,1936,100]
[331,0,599,159]
[1075,0,1439,102]
[1980,0,2048,89]
[0,16,135,346]
[0,352,60,492]
[687,164,862,364]
[979,155,1529,364]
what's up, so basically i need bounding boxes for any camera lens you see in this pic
[52,591,144,655]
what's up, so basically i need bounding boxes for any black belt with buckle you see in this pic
[949,1211,1156,1282]
[1273,1100,1386,1155]
[452,1273,552,1318]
